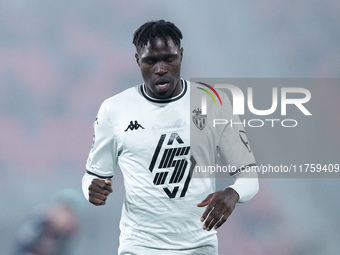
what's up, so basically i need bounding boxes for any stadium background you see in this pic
[1,0,339,254]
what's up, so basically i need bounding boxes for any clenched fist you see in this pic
[88,178,112,206]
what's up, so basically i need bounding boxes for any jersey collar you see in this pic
[140,79,187,103]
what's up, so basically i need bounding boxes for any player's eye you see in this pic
[164,57,174,63]
[143,58,156,65]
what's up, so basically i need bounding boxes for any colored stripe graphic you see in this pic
[197,82,223,106]
[197,87,216,105]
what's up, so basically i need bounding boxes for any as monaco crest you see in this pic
[192,108,207,130]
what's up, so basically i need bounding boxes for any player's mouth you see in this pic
[155,81,170,93]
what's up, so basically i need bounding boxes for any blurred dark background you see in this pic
[1,1,339,254]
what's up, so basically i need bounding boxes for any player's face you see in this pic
[135,37,183,99]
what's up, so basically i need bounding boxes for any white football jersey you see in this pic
[83,80,257,254]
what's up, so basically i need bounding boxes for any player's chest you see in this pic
[113,104,190,155]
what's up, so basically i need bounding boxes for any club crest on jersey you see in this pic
[192,108,207,130]
[149,133,196,199]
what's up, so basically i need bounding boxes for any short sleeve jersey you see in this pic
[86,80,255,254]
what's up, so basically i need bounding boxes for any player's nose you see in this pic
[155,62,167,75]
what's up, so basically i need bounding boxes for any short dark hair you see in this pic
[133,20,183,49]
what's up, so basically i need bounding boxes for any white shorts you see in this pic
[118,237,218,255]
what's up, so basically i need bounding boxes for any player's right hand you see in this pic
[88,178,112,206]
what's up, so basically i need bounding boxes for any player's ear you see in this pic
[135,53,140,67]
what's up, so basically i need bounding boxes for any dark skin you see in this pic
[135,37,183,99]
[88,179,112,206]
[197,187,239,231]
[88,36,240,231]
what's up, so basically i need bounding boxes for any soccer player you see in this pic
[82,20,259,255]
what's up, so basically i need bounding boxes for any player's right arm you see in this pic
[82,100,118,205]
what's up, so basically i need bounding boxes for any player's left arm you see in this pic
[197,90,259,231]
[197,187,239,231]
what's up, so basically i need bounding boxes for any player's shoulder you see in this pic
[102,84,142,108]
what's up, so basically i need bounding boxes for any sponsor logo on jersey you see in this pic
[149,133,196,199]
[124,120,145,132]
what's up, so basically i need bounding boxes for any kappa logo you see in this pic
[149,133,196,199]
[124,120,145,132]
